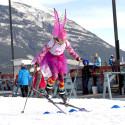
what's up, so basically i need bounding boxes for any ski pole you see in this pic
[21,63,35,113]
[21,86,32,113]
[33,88,67,114]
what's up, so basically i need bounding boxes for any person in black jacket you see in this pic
[82,59,92,95]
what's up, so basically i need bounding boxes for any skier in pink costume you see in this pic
[32,9,82,102]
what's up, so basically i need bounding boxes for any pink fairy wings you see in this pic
[52,8,66,38]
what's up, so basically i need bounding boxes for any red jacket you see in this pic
[14,74,18,85]
[33,71,46,88]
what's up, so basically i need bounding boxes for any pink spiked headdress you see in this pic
[52,8,67,39]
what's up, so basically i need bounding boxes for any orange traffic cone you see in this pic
[9,94,12,97]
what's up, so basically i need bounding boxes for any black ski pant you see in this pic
[20,85,28,97]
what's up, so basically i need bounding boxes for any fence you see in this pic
[0,74,14,90]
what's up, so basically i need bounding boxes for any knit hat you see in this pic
[111,55,114,57]
[21,63,26,69]
[21,63,25,67]
[83,59,89,65]
[94,53,98,58]
[58,30,67,40]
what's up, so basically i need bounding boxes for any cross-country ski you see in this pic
[55,102,91,112]
[33,88,67,114]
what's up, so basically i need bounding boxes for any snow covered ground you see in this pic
[0,97,125,125]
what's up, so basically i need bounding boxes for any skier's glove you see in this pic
[76,57,83,61]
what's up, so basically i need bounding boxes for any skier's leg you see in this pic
[83,78,88,94]
[58,72,67,103]
[46,72,58,95]
[25,85,29,97]
[20,85,25,97]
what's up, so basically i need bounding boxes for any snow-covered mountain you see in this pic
[0,2,125,73]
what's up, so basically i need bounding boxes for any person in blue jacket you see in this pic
[18,63,30,97]
[92,53,101,71]
[109,55,116,66]
[94,53,101,67]
[92,53,101,86]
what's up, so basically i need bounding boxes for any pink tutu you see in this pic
[39,52,68,77]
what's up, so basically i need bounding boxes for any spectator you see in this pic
[109,55,116,72]
[14,74,18,86]
[18,63,30,97]
[93,53,101,86]
[0,72,1,78]
[14,74,20,97]
[29,67,34,86]
[109,55,116,66]
[82,59,92,95]
[32,62,46,98]
[92,53,101,71]
[94,53,101,67]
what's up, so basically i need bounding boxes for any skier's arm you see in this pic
[37,44,50,64]
[32,44,50,64]
[66,44,79,59]
[32,39,56,64]
[35,72,42,90]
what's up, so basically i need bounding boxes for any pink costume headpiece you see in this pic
[52,8,67,40]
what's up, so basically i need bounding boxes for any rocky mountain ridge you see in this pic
[0,2,125,73]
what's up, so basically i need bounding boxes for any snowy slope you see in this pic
[0,97,125,125]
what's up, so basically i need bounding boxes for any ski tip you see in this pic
[79,108,86,111]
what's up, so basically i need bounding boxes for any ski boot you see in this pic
[45,87,52,98]
[59,93,67,103]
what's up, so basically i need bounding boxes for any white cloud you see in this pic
[70,6,125,50]
[0,0,8,5]
[73,17,113,30]
[117,13,125,28]
[71,6,125,30]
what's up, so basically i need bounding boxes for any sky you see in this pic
[1,0,125,50]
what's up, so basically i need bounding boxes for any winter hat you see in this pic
[83,59,89,65]
[21,63,25,67]
[58,30,67,40]
[21,63,26,69]
[111,55,114,57]
[94,53,98,58]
